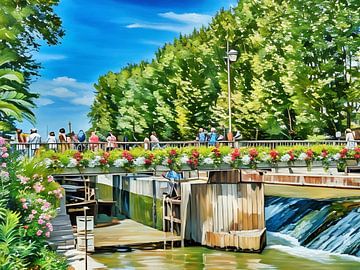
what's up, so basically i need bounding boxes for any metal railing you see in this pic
[9,140,359,158]
[237,140,359,149]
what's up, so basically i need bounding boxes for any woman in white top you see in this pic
[47,131,57,151]
[150,131,160,150]
[106,132,117,151]
[345,128,356,149]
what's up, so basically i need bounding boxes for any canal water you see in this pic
[92,231,360,269]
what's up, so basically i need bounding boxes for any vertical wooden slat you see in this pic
[242,184,248,230]
[252,184,259,229]
[237,184,243,231]
[247,184,253,230]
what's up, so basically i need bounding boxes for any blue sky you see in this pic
[23,0,236,138]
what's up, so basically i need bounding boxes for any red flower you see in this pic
[103,152,110,159]
[73,152,83,162]
[212,148,221,158]
[269,149,279,160]
[100,158,108,165]
[144,159,152,165]
[321,149,328,158]
[192,150,199,158]
[288,150,295,161]
[167,158,173,164]
[249,148,258,160]
[231,148,240,161]
[122,151,133,162]
[169,149,177,156]
[306,149,313,159]
[23,225,29,230]
[339,148,348,159]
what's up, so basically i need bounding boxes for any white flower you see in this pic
[113,158,128,168]
[222,155,232,164]
[280,154,291,162]
[332,153,341,161]
[67,158,78,168]
[298,153,307,161]
[241,155,251,165]
[180,155,189,164]
[134,156,146,166]
[203,157,214,165]
[262,155,271,162]
[42,158,53,167]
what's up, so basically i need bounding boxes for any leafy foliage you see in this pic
[0,1,63,131]
[89,0,359,140]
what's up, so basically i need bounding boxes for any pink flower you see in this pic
[47,175,54,182]
[41,202,51,211]
[20,198,26,203]
[36,198,43,203]
[18,176,30,184]
[28,214,34,220]
[36,230,43,236]
[1,153,9,158]
[0,137,5,145]
[38,219,44,225]
[1,147,7,152]
[45,231,50,238]
[1,162,6,168]
[33,182,45,193]
[22,203,28,209]
[31,209,37,214]
[46,222,53,231]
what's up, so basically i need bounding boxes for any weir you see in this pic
[52,168,360,253]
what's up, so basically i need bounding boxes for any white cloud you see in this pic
[158,12,212,25]
[53,76,76,83]
[126,11,213,34]
[47,87,77,98]
[126,23,191,33]
[34,53,67,62]
[30,76,94,107]
[71,95,94,106]
[36,98,54,106]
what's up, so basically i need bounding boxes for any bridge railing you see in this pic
[237,140,359,149]
[9,140,237,157]
[9,139,358,158]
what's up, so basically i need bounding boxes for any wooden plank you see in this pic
[252,184,259,229]
[247,184,254,230]
[259,183,265,229]
[237,184,242,231]
[242,183,248,230]
[222,185,228,232]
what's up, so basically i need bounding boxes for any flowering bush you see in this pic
[31,144,359,173]
[0,137,66,269]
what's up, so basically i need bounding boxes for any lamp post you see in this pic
[225,40,238,141]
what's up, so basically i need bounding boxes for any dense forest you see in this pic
[89,0,359,141]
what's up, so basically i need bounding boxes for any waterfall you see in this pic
[265,196,360,256]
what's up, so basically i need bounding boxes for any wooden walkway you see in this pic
[241,170,360,189]
[94,219,180,247]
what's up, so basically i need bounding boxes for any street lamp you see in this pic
[226,40,238,141]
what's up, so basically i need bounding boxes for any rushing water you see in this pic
[92,196,360,269]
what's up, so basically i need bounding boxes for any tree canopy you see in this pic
[0,0,64,130]
[90,0,359,140]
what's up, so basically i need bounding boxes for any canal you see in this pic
[92,231,360,269]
